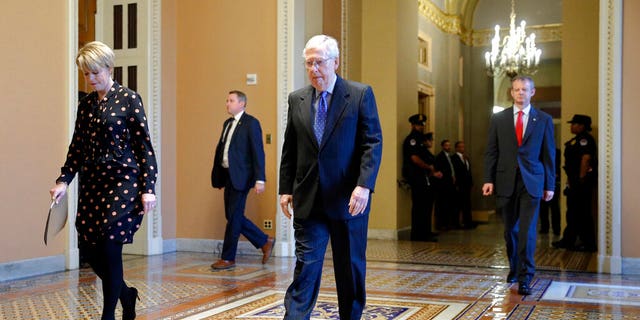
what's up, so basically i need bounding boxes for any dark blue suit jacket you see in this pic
[484,106,555,198]
[211,112,265,191]
[279,76,383,220]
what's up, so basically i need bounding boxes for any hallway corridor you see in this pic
[2,221,639,319]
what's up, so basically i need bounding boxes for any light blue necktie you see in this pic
[314,91,328,143]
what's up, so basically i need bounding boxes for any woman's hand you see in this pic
[49,182,68,203]
[142,193,157,214]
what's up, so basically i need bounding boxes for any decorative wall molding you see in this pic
[597,0,622,274]
[66,0,80,271]
[147,0,163,254]
[276,0,295,258]
[340,0,349,78]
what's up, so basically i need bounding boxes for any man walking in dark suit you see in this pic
[279,35,383,319]
[482,76,555,296]
[210,90,275,270]
[434,139,458,230]
[451,141,476,229]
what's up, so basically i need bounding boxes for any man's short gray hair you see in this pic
[302,35,339,59]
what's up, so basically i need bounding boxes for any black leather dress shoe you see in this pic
[571,244,597,252]
[518,282,532,295]
[506,272,517,283]
[425,236,438,242]
[552,240,570,249]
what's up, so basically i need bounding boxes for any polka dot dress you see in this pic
[57,82,158,246]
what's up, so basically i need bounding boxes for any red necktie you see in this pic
[516,111,523,146]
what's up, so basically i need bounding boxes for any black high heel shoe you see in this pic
[122,287,139,320]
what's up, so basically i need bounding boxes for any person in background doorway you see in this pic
[553,114,597,252]
[402,114,439,242]
[452,141,477,229]
[434,139,458,230]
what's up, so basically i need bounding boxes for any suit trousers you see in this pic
[284,213,368,320]
[409,177,434,240]
[221,176,268,261]
[457,187,473,227]
[562,182,596,249]
[435,181,457,229]
[498,171,540,284]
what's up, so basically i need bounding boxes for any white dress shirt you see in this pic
[222,111,243,168]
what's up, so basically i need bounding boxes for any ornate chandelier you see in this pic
[484,0,542,78]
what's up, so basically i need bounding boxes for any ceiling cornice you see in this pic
[472,23,563,47]
[418,0,462,35]
[418,0,562,47]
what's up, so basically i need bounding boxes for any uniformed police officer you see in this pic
[402,114,439,242]
[553,114,597,252]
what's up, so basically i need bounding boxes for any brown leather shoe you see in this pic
[211,259,235,270]
[261,237,275,264]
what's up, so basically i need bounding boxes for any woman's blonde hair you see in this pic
[76,41,115,72]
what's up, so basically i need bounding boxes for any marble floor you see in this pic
[2,218,639,319]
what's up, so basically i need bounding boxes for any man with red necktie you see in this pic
[482,75,556,296]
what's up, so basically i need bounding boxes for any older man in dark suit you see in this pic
[279,35,383,319]
[482,76,555,296]
[210,90,274,270]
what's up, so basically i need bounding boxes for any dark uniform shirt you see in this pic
[420,146,436,185]
[564,132,597,185]
[402,130,427,181]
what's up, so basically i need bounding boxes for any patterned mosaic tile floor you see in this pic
[1,221,638,319]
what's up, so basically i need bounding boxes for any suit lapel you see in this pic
[504,107,519,147]
[321,76,349,147]
[230,113,246,142]
[522,107,538,145]
[296,87,317,147]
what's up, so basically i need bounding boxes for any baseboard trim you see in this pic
[0,255,65,282]
[176,238,262,258]
[368,227,411,240]
[622,257,640,274]
[163,238,177,254]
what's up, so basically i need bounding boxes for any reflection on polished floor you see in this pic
[2,217,640,319]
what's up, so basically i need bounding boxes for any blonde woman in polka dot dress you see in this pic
[50,41,157,320]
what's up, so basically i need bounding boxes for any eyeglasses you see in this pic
[304,58,333,69]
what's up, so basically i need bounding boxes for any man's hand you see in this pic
[482,183,494,196]
[543,190,554,202]
[349,186,370,216]
[280,194,293,219]
[255,181,265,194]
